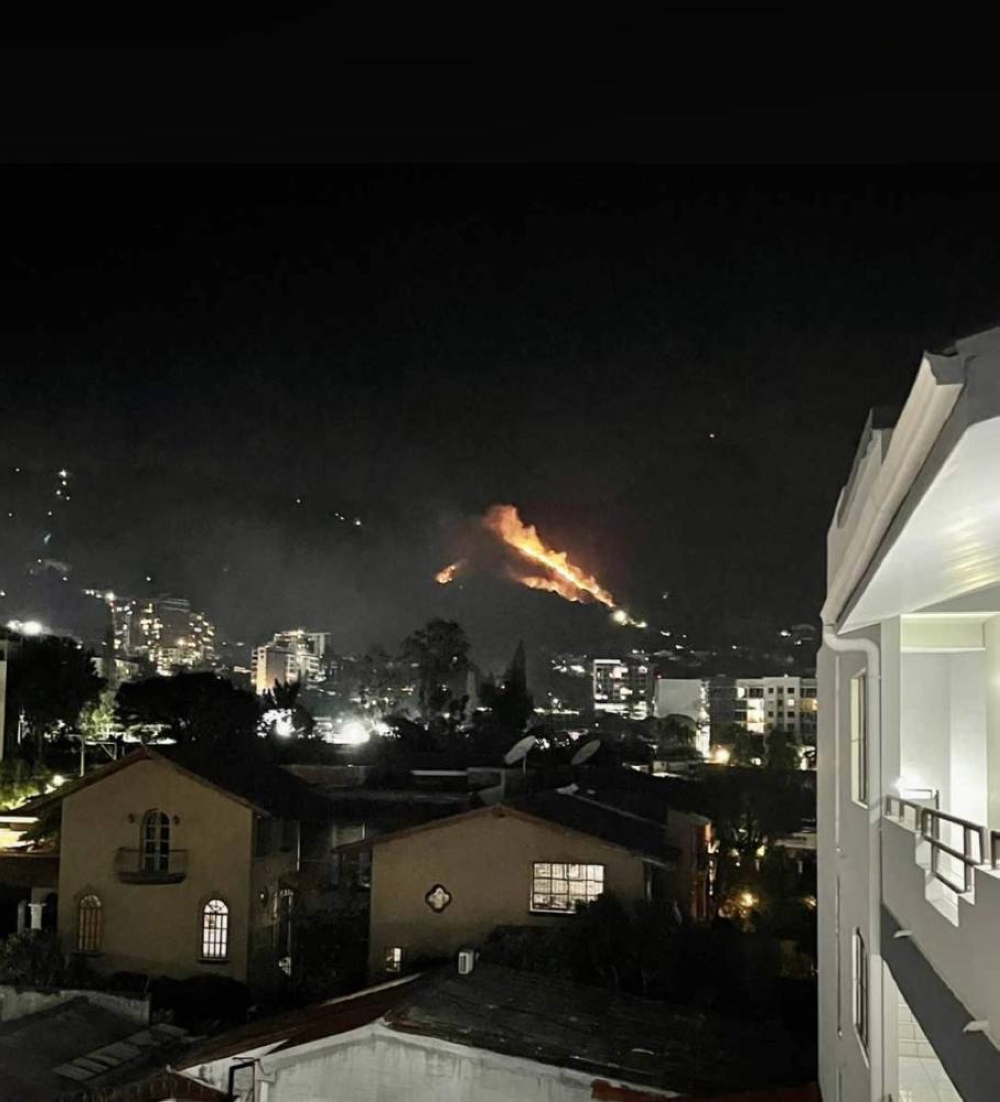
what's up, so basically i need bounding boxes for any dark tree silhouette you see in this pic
[4,635,104,750]
[400,619,469,716]
[115,672,258,747]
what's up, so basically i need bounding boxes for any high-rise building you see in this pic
[114,596,217,676]
[252,629,330,695]
[819,327,1000,1102]
[592,657,652,718]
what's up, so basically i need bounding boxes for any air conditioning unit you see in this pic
[457,949,476,976]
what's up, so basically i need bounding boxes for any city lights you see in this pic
[335,719,370,746]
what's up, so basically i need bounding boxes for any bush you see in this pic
[0,930,66,987]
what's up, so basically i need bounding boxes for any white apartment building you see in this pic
[252,629,330,695]
[592,657,651,719]
[735,675,818,740]
[652,677,710,756]
[819,326,1000,1102]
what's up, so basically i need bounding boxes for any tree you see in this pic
[700,767,811,909]
[653,715,699,758]
[79,688,118,742]
[259,680,314,740]
[400,619,470,717]
[764,726,801,771]
[4,635,104,752]
[479,640,533,733]
[115,672,259,747]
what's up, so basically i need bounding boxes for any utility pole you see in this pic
[0,636,8,763]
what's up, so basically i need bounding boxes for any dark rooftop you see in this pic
[511,790,680,864]
[179,963,803,1098]
[0,997,189,1102]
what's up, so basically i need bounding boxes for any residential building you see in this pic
[114,596,218,675]
[819,326,1000,1102]
[733,676,817,741]
[653,676,710,755]
[252,629,330,695]
[51,747,323,991]
[176,962,805,1101]
[592,656,652,718]
[339,786,708,980]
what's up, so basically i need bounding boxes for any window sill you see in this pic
[198,957,231,965]
[75,950,103,958]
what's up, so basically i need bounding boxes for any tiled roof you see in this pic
[509,790,679,863]
[179,964,803,1098]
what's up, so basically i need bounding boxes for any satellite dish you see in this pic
[504,734,537,766]
[571,738,602,766]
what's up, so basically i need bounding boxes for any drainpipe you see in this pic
[822,625,883,1102]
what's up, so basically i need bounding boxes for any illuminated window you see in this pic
[77,895,102,953]
[385,946,404,973]
[853,929,869,1056]
[530,862,604,913]
[141,810,170,872]
[850,673,868,804]
[201,899,229,959]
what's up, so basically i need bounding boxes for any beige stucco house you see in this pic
[341,789,709,978]
[55,747,313,990]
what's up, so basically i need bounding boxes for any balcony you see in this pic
[882,797,1000,1050]
[114,848,188,884]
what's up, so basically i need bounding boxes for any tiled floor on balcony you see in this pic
[898,995,962,1102]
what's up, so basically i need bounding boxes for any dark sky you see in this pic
[4,27,1000,668]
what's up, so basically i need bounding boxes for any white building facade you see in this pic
[253,629,330,695]
[735,675,818,740]
[652,677,710,756]
[592,657,651,719]
[819,327,1000,1102]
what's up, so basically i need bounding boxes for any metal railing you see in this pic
[885,795,996,895]
[114,848,188,884]
[885,792,937,830]
[923,808,986,894]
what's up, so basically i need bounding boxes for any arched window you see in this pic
[77,895,102,953]
[141,810,170,872]
[201,899,229,960]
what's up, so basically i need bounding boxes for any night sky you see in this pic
[4,30,1000,669]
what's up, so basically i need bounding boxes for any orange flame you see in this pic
[483,504,616,608]
[435,560,464,585]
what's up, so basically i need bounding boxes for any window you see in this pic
[385,946,404,973]
[531,862,604,913]
[767,687,775,694]
[77,894,102,953]
[201,899,229,960]
[141,810,170,872]
[853,929,869,1056]
[850,673,868,803]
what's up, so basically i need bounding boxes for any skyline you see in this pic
[6,172,1000,666]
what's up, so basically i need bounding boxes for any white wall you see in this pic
[899,651,987,823]
[818,624,886,1102]
[261,1027,680,1102]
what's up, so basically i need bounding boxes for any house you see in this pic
[337,785,708,979]
[51,746,326,990]
[175,961,800,1101]
[819,325,1000,1102]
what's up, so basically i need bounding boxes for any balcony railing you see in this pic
[884,795,1000,894]
[114,848,188,884]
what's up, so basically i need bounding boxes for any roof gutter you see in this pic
[822,353,965,629]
